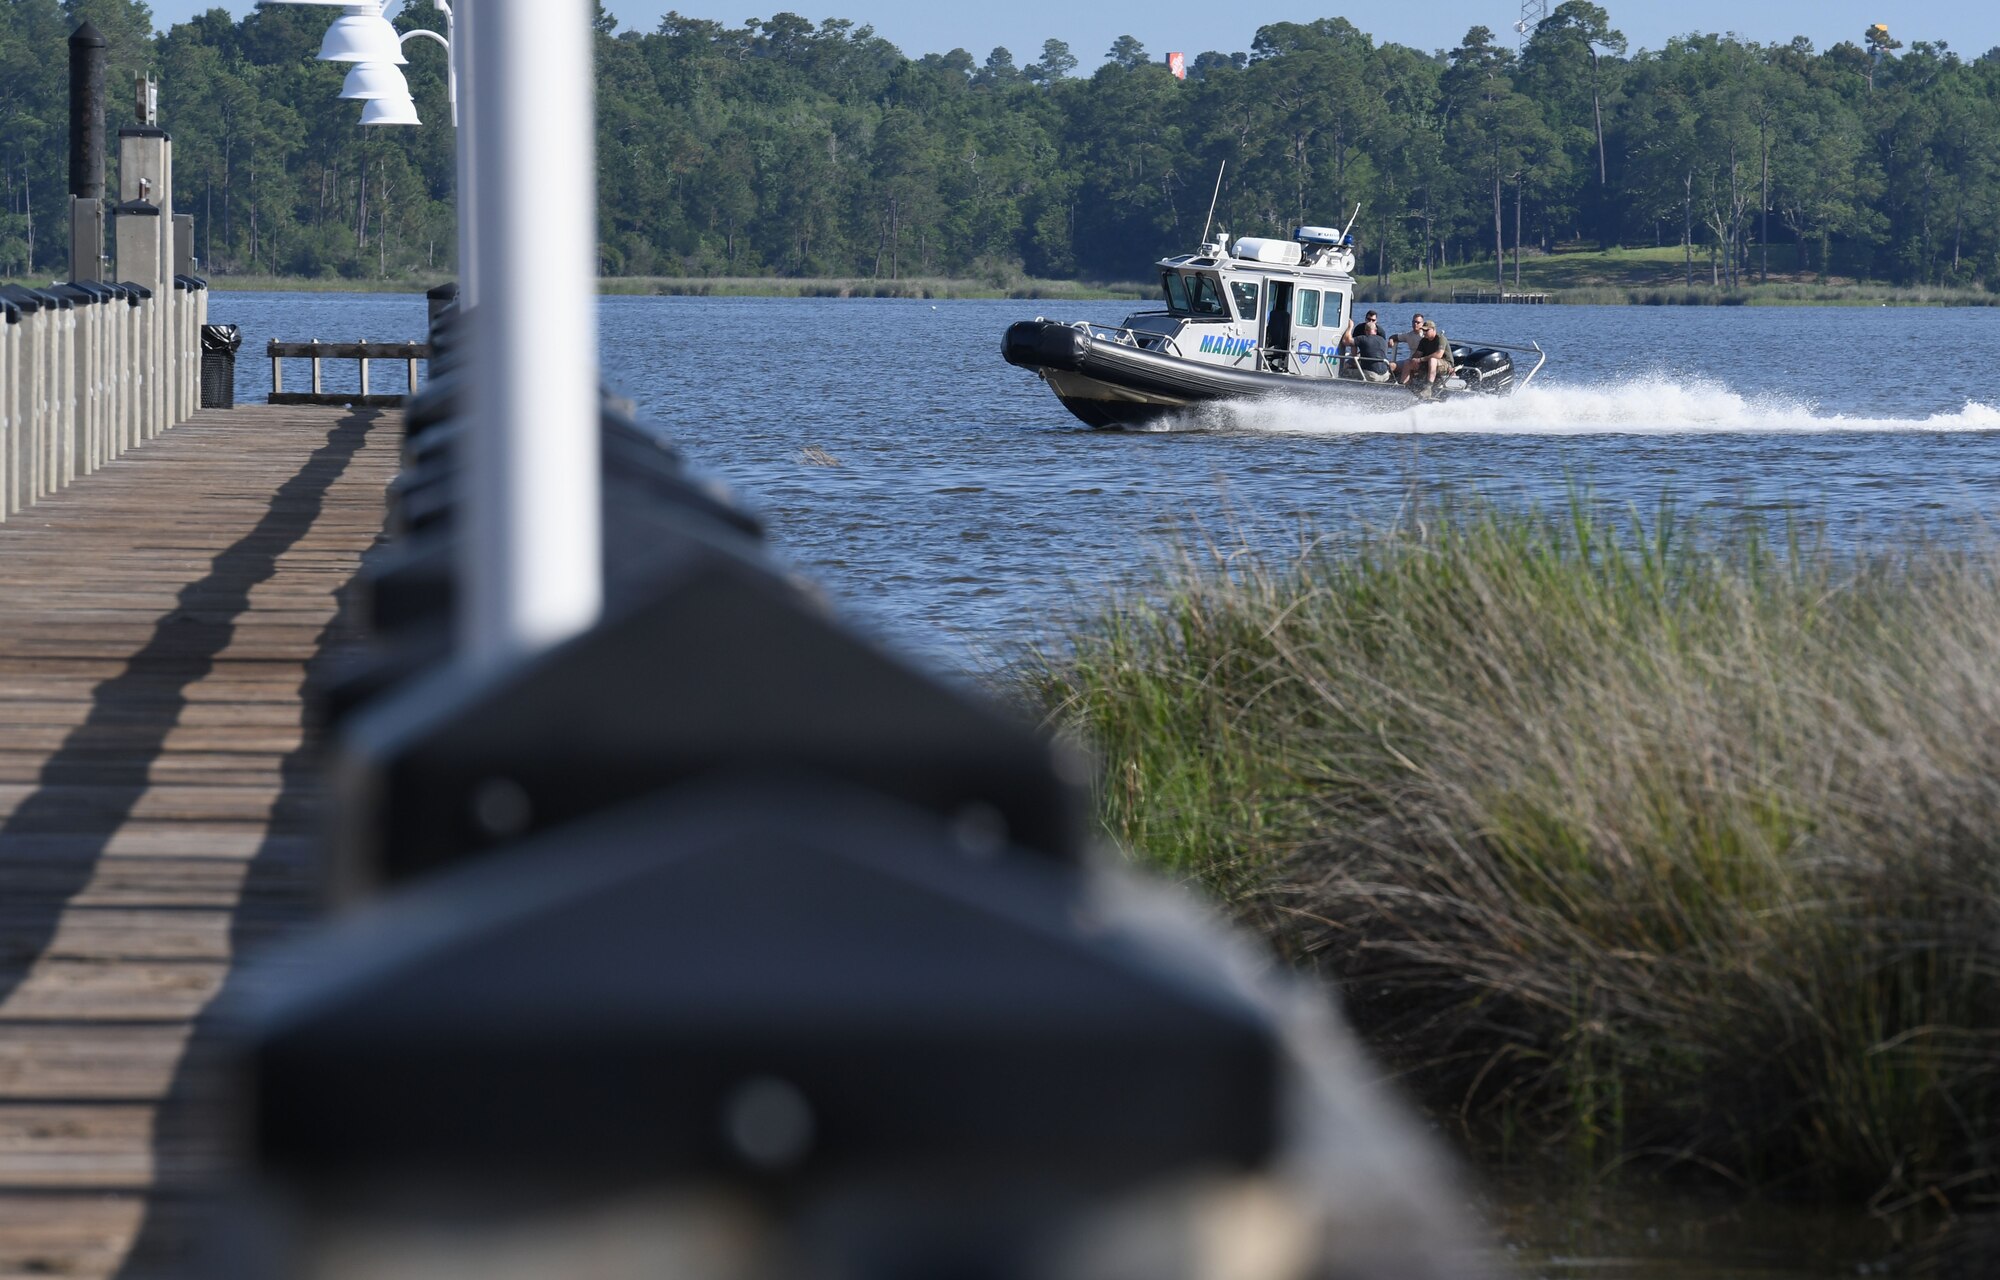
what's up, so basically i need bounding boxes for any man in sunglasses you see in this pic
[1340,309,1392,382]
[1397,319,1453,387]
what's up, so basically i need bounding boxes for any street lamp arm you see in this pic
[400,28,449,52]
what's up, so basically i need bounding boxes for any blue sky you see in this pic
[143,2,2000,64]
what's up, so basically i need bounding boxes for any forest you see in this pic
[2,0,1998,289]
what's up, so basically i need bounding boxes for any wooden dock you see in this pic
[1449,289,1550,304]
[0,405,400,1277]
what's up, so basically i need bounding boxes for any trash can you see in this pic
[201,323,242,410]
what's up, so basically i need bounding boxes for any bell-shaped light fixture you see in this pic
[360,93,421,127]
[319,6,408,65]
[339,61,411,101]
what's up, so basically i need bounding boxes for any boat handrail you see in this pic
[1320,340,1548,389]
[1067,319,1185,359]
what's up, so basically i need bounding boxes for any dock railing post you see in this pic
[24,302,43,506]
[0,305,14,520]
[139,291,155,441]
[30,305,47,511]
[16,305,36,515]
[122,290,137,451]
[463,0,602,667]
[75,290,93,476]
[112,290,128,456]
[55,299,74,493]
[358,339,369,399]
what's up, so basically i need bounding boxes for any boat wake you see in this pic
[1168,376,2000,436]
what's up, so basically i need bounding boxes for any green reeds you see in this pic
[1025,505,2000,1208]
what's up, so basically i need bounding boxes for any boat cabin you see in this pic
[1123,227,1359,378]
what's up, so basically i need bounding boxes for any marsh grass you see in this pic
[1026,504,2000,1209]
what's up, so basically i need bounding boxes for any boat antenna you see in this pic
[1200,162,1227,249]
[1338,201,1362,242]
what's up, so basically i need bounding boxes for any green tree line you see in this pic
[4,0,1998,288]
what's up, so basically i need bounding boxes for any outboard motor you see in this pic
[1451,345,1516,394]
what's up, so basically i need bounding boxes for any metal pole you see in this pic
[454,0,479,306]
[436,1,458,126]
[68,25,106,201]
[0,309,13,518]
[463,0,601,666]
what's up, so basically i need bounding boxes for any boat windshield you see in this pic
[1162,271,1230,318]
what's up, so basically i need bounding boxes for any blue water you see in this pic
[214,292,2000,665]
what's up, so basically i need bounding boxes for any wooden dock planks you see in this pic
[0,405,399,1278]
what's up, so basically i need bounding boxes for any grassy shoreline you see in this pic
[167,273,1153,300]
[1024,505,1999,1211]
[1370,243,2000,306]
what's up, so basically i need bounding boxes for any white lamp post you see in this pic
[464,0,601,664]
[262,0,604,666]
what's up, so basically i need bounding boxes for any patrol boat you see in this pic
[1002,224,1545,429]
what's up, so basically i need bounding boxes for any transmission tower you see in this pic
[1515,0,1549,47]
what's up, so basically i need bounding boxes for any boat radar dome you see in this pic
[1294,226,1345,246]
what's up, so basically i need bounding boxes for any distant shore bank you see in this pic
[182,274,1154,301]
[2,271,1973,307]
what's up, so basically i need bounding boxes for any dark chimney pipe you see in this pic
[69,22,107,201]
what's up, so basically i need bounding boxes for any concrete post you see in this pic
[188,281,203,419]
[71,198,106,285]
[101,290,117,464]
[111,288,127,456]
[64,291,88,484]
[88,290,106,470]
[15,306,37,516]
[0,305,14,520]
[53,300,73,495]
[69,291,90,477]
[113,290,133,454]
[19,304,38,509]
[119,128,173,434]
[32,306,49,510]
[116,194,160,442]
[172,205,196,424]
[196,284,208,410]
[142,291,158,440]
[178,277,195,420]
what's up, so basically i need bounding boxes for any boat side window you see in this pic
[1188,274,1229,317]
[1296,288,1321,328]
[1323,289,1348,332]
[1229,279,1261,321]
[1162,272,1192,315]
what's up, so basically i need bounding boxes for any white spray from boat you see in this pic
[1171,377,2000,436]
